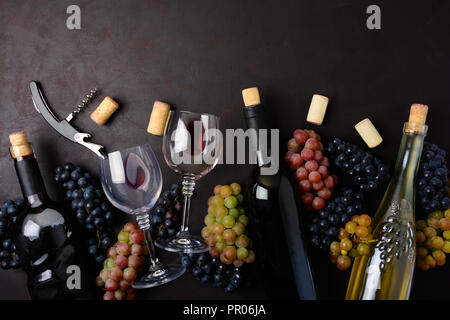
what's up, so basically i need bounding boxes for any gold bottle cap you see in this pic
[9,131,28,145]
[147,100,171,136]
[405,104,428,133]
[9,131,33,158]
[242,87,261,107]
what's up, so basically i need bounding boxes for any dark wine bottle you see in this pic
[242,87,317,299]
[9,132,89,300]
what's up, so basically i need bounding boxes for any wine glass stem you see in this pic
[179,176,196,236]
[136,213,161,271]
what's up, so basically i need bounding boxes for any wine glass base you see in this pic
[131,264,186,289]
[155,235,209,254]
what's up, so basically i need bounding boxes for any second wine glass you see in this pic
[155,110,222,253]
[100,144,185,288]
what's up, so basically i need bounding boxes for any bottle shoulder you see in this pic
[22,207,68,232]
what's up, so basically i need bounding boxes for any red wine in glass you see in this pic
[125,153,150,190]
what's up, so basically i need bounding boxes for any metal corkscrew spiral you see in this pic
[73,88,97,114]
[65,88,98,122]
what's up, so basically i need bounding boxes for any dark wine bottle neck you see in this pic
[243,104,269,131]
[14,156,48,208]
[243,104,269,168]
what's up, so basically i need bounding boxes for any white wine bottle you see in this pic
[346,104,429,300]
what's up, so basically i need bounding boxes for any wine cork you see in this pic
[355,118,383,148]
[9,131,33,158]
[242,87,261,107]
[408,104,428,124]
[306,94,329,125]
[405,104,428,133]
[90,97,119,125]
[147,101,171,135]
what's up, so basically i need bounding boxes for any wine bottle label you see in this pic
[255,185,269,200]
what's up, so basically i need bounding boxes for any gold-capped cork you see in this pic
[9,131,28,146]
[147,101,171,136]
[404,104,428,134]
[307,94,329,125]
[242,87,261,107]
[9,131,33,159]
[90,96,119,125]
[355,118,383,148]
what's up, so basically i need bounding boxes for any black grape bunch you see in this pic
[0,200,25,270]
[309,187,364,250]
[417,143,449,214]
[54,163,115,265]
[181,253,248,294]
[326,138,390,193]
[149,183,183,240]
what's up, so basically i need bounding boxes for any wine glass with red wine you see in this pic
[99,144,185,289]
[155,110,222,253]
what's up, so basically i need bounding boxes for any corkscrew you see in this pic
[66,88,98,122]
[30,81,106,159]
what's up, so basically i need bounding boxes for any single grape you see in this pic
[357,243,370,256]
[222,215,236,228]
[355,226,369,238]
[336,255,352,271]
[340,238,352,251]
[220,186,233,198]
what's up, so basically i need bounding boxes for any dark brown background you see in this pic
[0,0,449,300]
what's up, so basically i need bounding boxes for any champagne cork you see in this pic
[242,87,261,107]
[90,97,119,125]
[306,94,329,125]
[9,131,33,158]
[147,101,171,136]
[355,118,383,148]
[405,104,428,133]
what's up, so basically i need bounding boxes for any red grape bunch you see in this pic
[96,222,148,300]
[285,129,338,210]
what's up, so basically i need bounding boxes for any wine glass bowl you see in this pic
[162,111,222,180]
[155,110,222,253]
[100,144,162,214]
[99,144,185,289]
